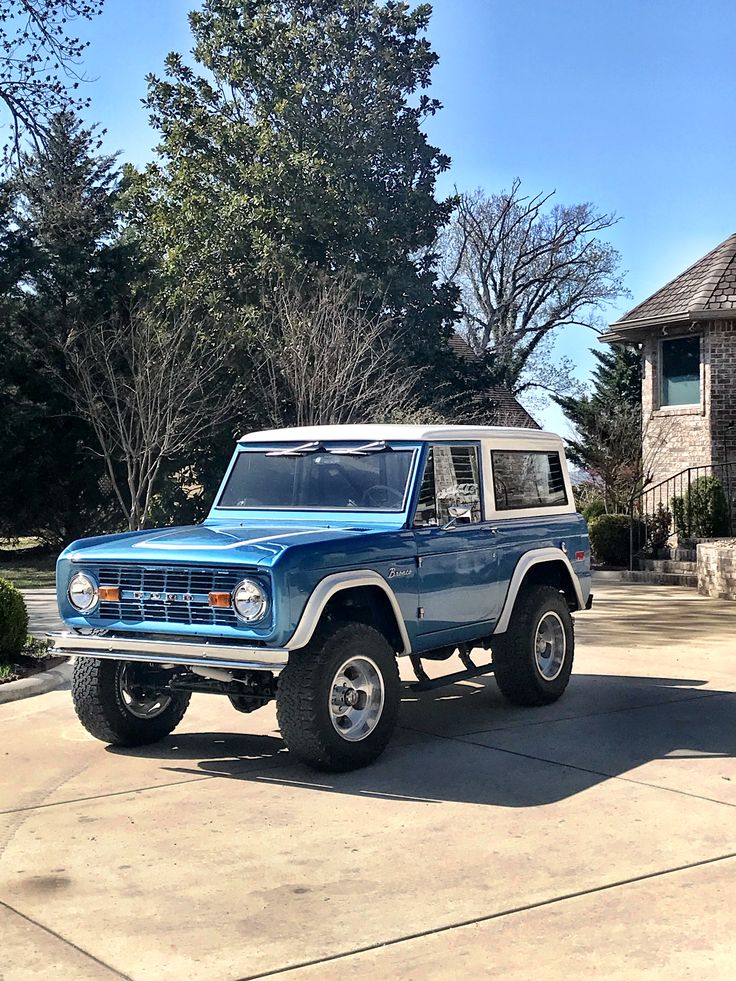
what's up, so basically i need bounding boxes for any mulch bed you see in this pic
[0,654,68,685]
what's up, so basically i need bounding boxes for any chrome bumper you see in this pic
[48,632,288,674]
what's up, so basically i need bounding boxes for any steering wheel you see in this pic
[361,484,405,509]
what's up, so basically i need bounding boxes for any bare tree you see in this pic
[0,1,103,160]
[441,181,628,393]
[44,303,236,530]
[252,275,425,427]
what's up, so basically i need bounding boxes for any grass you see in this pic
[0,538,57,589]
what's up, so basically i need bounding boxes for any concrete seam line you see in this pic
[0,897,132,980]
[238,851,736,980]
[397,722,736,812]
[453,688,728,736]
[0,755,291,816]
[0,662,72,705]
[446,732,736,812]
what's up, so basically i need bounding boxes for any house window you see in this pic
[413,445,482,526]
[491,450,568,511]
[660,336,700,406]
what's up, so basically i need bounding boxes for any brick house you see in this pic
[602,233,736,490]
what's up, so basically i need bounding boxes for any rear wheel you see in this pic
[276,621,400,772]
[72,658,190,746]
[492,585,574,706]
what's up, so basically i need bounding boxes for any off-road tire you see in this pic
[276,621,400,772]
[492,585,574,706]
[72,658,190,747]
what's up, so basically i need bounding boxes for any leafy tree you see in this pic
[0,1,103,159]
[0,111,130,544]
[136,0,457,377]
[442,181,628,394]
[554,344,642,513]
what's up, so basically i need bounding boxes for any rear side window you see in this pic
[491,450,568,511]
[414,445,482,526]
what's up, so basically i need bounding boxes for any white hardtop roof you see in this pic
[239,424,561,444]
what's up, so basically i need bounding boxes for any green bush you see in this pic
[588,514,640,567]
[671,476,729,539]
[0,577,29,658]
[647,503,672,553]
[581,498,606,523]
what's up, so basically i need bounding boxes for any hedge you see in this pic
[0,577,29,659]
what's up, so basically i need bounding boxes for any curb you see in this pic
[0,660,73,705]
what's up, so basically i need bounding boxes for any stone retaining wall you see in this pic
[697,539,736,599]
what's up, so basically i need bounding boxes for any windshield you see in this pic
[217,443,415,512]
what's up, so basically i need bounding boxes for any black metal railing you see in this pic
[629,462,736,569]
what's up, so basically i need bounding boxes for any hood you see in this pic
[66,521,375,568]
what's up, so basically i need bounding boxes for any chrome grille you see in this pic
[87,564,259,627]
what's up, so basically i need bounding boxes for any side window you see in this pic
[414,445,482,526]
[492,450,568,511]
[414,449,437,526]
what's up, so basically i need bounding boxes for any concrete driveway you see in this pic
[3,579,736,979]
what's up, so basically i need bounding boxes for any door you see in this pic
[412,444,501,645]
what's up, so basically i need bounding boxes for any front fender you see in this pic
[286,570,412,654]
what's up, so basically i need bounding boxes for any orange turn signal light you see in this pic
[99,586,121,602]
[208,591,232,608]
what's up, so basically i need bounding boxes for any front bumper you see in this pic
[48,632,289,674]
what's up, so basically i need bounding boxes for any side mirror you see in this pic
[443,505,473,530]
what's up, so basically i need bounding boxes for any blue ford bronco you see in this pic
[52,425,592,771]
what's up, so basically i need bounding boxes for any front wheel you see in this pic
[492,585,574,706]
[276,621,400,772]
[72,658,190,746]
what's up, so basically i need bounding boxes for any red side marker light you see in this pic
[575,551,586,561]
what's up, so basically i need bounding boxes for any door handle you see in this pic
[488,527,499,535]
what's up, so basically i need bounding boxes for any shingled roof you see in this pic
[448,334,540,429]
[603,233,736,340]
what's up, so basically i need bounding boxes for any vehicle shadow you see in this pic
[111,672,736,808]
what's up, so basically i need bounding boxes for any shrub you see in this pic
[647,503,672,553]
[0,577,29,658]
[588,514,640,567]
[671,476,729,539]
[582,498,606,523]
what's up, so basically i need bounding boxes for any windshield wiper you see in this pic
[328,441,393,456]
[265,441,324,457]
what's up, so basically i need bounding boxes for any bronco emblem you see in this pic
[388,567,412,579]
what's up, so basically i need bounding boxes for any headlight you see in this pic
[232,579,268,622]
[68,572,98,612]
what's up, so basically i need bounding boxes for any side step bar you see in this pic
[404,660,495,693]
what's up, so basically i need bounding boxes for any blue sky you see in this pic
[79,0,736,432]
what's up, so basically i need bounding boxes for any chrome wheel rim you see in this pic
[119,665,172,720]
[534,611,566,681]
[329,655,385,742]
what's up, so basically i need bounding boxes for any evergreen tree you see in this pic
[0,112,135,544]
[554,345,643,512]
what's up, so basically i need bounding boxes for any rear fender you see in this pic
[494,548,586,635]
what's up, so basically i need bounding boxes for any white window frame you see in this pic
[482,438,575,520]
